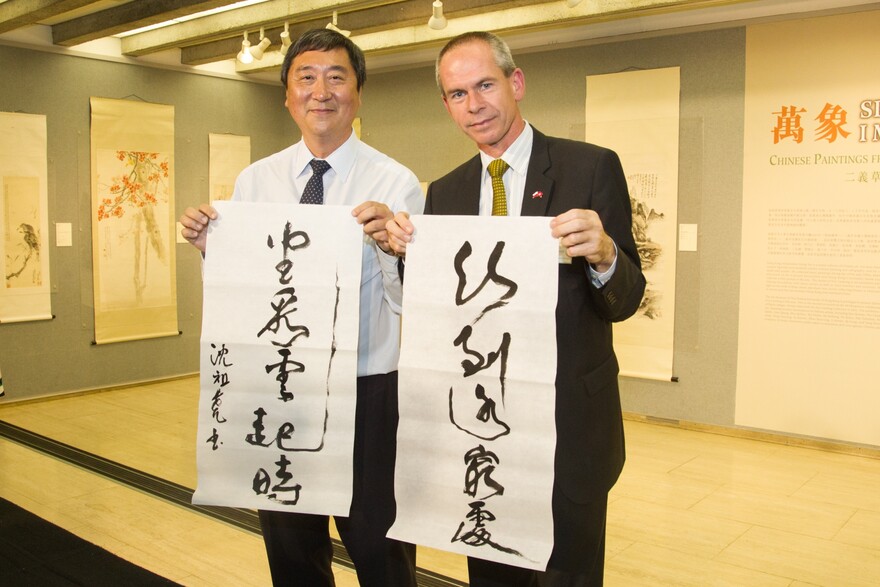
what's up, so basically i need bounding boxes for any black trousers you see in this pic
[467,490,608,587]
[258,372,416,587]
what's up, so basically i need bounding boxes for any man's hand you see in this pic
[179,204,218,253]
[353,201,395,253]
[550,209,616,272]
[385,211,415,257]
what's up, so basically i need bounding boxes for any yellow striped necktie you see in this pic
[488,159,510,216]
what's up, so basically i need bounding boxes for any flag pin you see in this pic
[532,191,544,199]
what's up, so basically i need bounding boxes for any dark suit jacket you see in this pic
[425,128,646,511]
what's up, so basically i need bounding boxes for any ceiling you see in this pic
[1,0,879,77]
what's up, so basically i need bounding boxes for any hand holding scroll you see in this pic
[352,201,394,253]
[180,203,218,253]
[385,211,415,257]
[550,208,616,272]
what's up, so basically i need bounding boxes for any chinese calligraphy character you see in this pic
[451,500,523,556]
[209,343,233,367]
[772,105,807,144]
[454,240,518,323]
[267,222,310,284]
[245,407,297,451]
[815,103,851,143]
[463,445,505,500]
[253,454,303,505]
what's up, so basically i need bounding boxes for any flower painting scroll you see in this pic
[96,150,170,307]
[90,98,177,344]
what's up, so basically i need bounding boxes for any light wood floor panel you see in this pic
[605,541,792,587]
[793,468,880,511]
[667,449,822,497]
[607,496,752,559]
[2,376,879,586]
[1,438,117,504]
[689,485,856,539]
[610,469,721,510]
[716,525,880,587]
[833,508,880,549]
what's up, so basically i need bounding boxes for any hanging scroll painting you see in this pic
[208,133,250,202]
[90,97,177,344]
[1,112,52,323]
[586,67,681,381]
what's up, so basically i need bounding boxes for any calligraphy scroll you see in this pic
[194,201,361,515]
[1,112,51,323]
[90,97,177,343]
[390,215,558,570]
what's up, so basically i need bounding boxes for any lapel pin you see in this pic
[532,191,544,199]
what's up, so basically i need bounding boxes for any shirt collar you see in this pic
[479,121,533,178]
[294,131,359,181]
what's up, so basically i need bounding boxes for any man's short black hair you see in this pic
[280,29,367,91]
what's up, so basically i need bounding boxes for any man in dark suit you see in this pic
[386,31,645,586]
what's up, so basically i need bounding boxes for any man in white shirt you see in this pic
[180,29,423,587]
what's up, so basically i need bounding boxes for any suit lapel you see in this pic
[520,127,553,216]
[520,128,554,218]
[460,156,482,215]
[440,155,482,216]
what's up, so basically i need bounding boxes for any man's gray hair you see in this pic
[435,31,517,95]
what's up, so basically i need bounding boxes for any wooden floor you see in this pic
[1,376,879,586]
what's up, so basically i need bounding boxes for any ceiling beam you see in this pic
[233,0,593,74]
[231,0,764,74]
[347,0,729,53]
[120,0,410,56]
[177,0,552,65]
[51,0,234,47]
[0,0,98,34]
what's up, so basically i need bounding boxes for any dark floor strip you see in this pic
[0,420,466,587]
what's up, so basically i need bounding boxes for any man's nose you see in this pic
[314,78,331,99]
[466,93,484,112]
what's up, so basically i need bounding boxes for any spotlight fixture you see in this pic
[280,22,292,54]
[428,0,447,30]
[237,31,253,64]
[250,27,271,60]
[325,10,351,37]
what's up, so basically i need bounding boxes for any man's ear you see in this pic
[511,68,526,101]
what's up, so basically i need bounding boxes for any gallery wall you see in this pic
[0,44,295,399]
[2,26,754,437]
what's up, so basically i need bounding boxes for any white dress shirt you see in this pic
[478,122,616,286]
[232,132,424,376]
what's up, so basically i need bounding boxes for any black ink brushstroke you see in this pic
[450,500,527,558]
[453,241,518,324]
[448,386,510,441]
